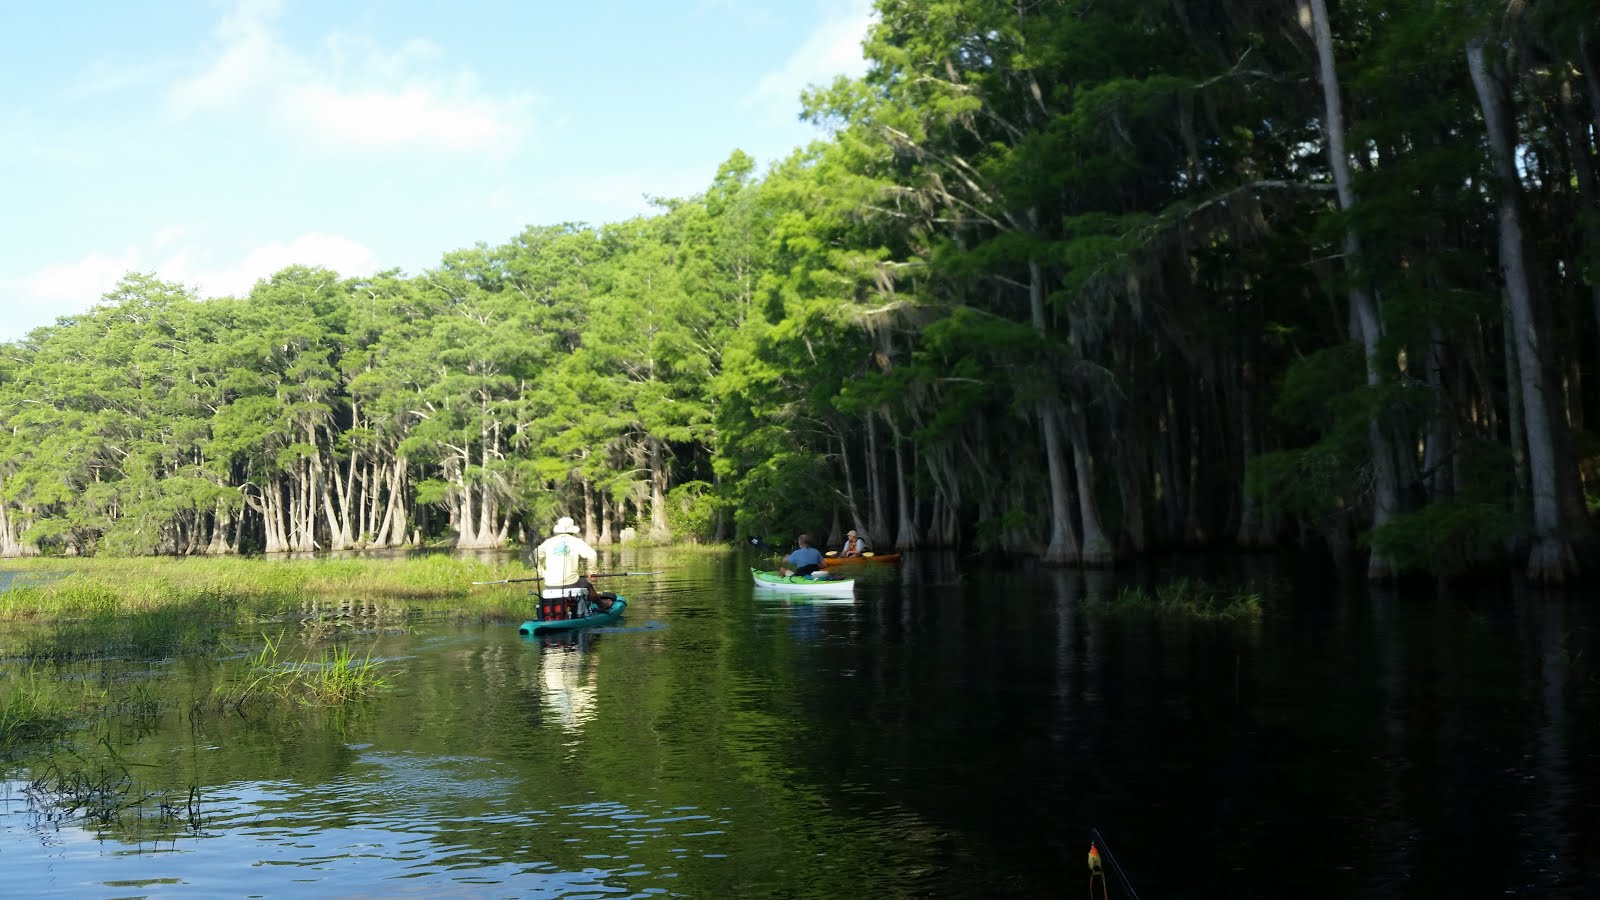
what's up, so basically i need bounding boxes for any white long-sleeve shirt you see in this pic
[535,534,597,586]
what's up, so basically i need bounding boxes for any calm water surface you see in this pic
[2,548,1598,898]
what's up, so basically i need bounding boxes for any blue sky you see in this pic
[0,0,874,342]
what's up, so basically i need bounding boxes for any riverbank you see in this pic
[0,555,537,625]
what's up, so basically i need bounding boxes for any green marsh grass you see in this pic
[17,605,234,662]
[212,633,387,708]
[1097,577,1264,622]
[0,554,534,629]
[1,669,83,751]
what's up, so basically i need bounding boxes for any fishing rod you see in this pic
[471,571,662,585]
[1087,827,1139,900]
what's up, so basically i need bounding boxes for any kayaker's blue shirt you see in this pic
[786,546,824,568]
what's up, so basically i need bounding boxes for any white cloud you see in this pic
[538,164,718,223]
[2,232,381,341]
[167,0,530,156]
[290,81,526,152]
[168,0,299,115]
[165,233,381,298]
[2,249,145,340]
[21,250,142,308]
[747,0,874,111]
[148,225,193,251]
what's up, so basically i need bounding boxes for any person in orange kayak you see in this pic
[839,529,870,557]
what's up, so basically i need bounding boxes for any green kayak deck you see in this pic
[750,568,856,595]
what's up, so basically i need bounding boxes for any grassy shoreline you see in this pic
[0,556,530,743]
[0,554,541,625]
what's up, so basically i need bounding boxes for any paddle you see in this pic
[748,536,796,575]
[746,536,782,555]
[471,570,662,585]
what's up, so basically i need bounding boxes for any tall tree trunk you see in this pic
[295,456,318,552]
[474,420,498,548]
[1235,364,1277,548]
[1423,327,1457,503]
[317,454,349,551]
[376,455,408,547]
[1502,295,1531,544]
[453,455,475,547]
[1115,442,1152,554]
[0,497,38,557]
[1559,75,1600,434]
[259,479,289,553]
[866,412,890,546]
[1028,257,1081,565]
[649,437,670,541]
[888,418,916,549]
[1038,401,1081,565]
[1067,405,1114,565]
[1183,414,1206,546]
[1580,34,1600,428]
[836,430,864,534]
[1156,382,1184,546]
[583,478,598,544]
[206,501,233,555]
[1469,36,1581,583]
[1307,0,1403,580]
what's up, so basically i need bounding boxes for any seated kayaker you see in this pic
[781,533,825,576]
[839,529,869,557]
[535,515,598,616]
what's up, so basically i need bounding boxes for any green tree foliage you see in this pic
[0,0,1595,582]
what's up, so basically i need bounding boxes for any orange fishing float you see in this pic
[1087,843,1107,900]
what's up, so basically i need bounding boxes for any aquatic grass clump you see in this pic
[40,579,123,618]
[212,633,387,709]
[0,670,81,751]
[1099,577,1264,622]
[301,644,388,704]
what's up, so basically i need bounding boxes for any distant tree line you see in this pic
[2,0,1597,582]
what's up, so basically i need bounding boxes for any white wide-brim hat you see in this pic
[553,516,580,534]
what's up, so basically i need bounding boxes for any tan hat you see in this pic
[553,516,580,534]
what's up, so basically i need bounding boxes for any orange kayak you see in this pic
[822,553,900,568]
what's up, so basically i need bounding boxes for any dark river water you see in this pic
[2,548,1598,898]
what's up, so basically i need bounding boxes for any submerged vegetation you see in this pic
[0,670,79,752]
[1094,578,1266,623]
[0,555,494,752]
[4,633,389,755]
[8,756,206,840]
[212,633,387,708]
